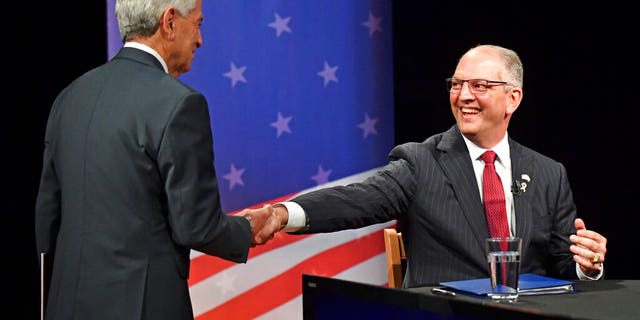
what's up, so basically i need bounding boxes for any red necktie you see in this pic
[481,151,510,238]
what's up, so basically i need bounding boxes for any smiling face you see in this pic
[449,46,523,149]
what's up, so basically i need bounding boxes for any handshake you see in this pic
[235,204,289,246]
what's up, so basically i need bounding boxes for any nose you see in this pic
[196,31,203,48]
[458,81,475,99]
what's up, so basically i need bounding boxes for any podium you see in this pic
[302,274,572,320]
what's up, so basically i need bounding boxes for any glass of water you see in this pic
[486,237,522,302]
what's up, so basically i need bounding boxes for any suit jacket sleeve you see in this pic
[35,103,63,258]
[159,92,251,262]
[543,161,579,278]
[289,143,418,233]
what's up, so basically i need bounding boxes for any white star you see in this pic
[223,163,245,191]
[361,12,383,37]
[357,113,379,139]
[267,12,292,38]
[223,62,247,88]
[270,112,293,138]
[311,165,332,185]
[316,61,338,87]
[215,272,239,298]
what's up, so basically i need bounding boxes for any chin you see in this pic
[457,120,476,131]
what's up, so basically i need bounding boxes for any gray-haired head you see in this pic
[116,0,197,42]
[470,44,524,89]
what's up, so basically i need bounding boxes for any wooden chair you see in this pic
[383,228,406,288]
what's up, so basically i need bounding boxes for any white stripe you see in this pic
[189,167,382,261]
[254,254,388,320]
[333,253,387,285]
[190,167,387,315]
[254,296,302,320]
[190,221,394,316]
[296,167,382,193]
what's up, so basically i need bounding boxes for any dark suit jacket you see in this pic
[291,125,578,287]
[35,47,252,319]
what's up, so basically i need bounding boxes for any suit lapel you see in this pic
[437,126,488,250]
[509,140,535,251]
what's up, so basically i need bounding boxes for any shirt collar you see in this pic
[462,132,511,166]
[124,42,168,74]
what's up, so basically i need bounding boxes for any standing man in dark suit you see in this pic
[259,44,608,287]
[35,0,274,319]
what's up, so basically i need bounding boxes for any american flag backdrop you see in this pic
[106,1,395,318]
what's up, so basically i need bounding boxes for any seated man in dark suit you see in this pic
[257,44,607,287]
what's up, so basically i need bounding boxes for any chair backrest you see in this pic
[383,228,406,288]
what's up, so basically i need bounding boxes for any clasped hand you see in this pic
[234,204,288,246]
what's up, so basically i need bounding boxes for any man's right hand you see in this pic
[255,205,289,245]
[235,204,289,246]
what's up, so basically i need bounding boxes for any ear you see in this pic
[506,87,523,115]
[160,8,177,38]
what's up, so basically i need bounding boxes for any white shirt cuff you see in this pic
[277,201,307,232]
[576,262,604,280]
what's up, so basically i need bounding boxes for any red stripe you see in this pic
[188,193,301,286]
[195,229,385,319]
[189,233,313,285]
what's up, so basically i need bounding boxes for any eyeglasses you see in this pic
[445,78,512,94]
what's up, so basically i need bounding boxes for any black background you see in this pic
[9,2,636,318]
